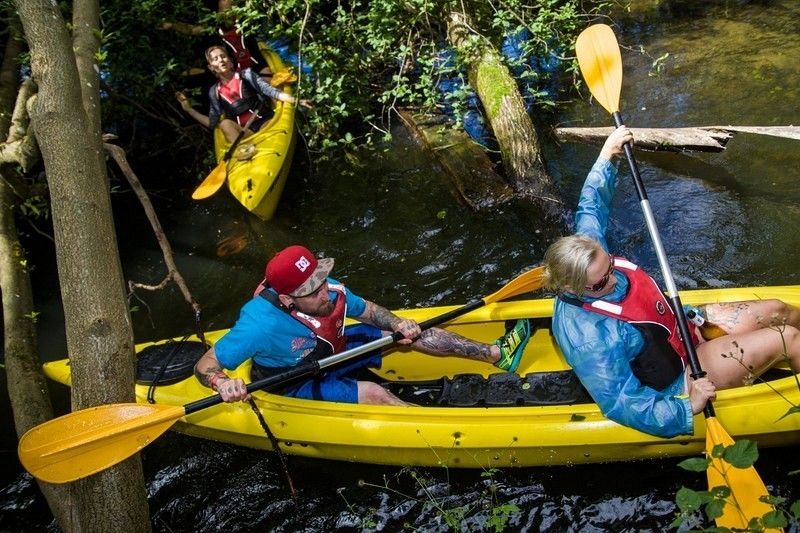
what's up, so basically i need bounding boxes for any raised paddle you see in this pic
[575,23,776,529]
[191,101,268,200]
[18,266,545,484]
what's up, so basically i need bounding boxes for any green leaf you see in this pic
[678,456,710,472]
[775,404,800,422]
[790,499,800,519]
[721,439,759,468]
[761,510,788,529]
[704,498,725,520]
[709,485,731,499]
[675,487,703,512]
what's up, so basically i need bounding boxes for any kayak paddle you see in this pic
[191,101,268,200]
[575,23,776,529]
[18,266,544,484]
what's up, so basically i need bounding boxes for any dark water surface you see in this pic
[3,1,800,531]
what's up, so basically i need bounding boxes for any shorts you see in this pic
[281,324,384,403]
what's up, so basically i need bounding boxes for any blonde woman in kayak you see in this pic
[542,126,800,437]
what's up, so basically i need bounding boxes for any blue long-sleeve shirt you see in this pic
[551,156,693,438]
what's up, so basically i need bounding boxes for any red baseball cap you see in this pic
[265,245,334,297]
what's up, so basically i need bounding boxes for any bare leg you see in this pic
[219,118,253,144]
[357,381,409,406]
[697,324,800,388]
[411,327,499,364]
[704,299,800,334]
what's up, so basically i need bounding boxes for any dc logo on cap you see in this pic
[295,256,311,272]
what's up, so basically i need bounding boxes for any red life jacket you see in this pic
[256,281,348,355]
[288,283,348,354]
[218,25,258,70]
[216,72,258,127]
[568,257,698,364]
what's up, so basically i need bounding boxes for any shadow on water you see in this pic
[3,0,800,530]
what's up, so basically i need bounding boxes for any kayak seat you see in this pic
[383,370,592,408]
[136,340,207,386]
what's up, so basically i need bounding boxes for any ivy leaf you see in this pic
[761,510,788,529]
[675,487,703,512]
[678,457,710,472]
[721,439,759,468]
[790,499,800,519]
[704,498,726,520]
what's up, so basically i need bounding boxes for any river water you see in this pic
[3,1,800,531]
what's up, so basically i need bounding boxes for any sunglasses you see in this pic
[585,255,615,292]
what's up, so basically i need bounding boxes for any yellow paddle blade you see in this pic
[18,403,186,484]
[705,417,779,530]
[575,24,622,114]
[192,161,228,200]
[484,266,545,304]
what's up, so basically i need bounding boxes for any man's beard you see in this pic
[302,301,334,317]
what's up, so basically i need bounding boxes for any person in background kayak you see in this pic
[541,125,800,438]
[195,245,533,405]
[176,45,311,147]
[162,0,271,77]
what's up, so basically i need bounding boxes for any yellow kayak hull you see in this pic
[43,285,800,468]
[213,44,296,220]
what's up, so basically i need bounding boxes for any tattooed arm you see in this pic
[357,300,421,345]
[194,346,249,402]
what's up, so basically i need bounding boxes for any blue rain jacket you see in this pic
[551,157,693,438]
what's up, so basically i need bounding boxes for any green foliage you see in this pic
[92,0,608,156]
[673,440,800,531]
[345,466,519,530]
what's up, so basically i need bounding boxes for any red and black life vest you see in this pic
[256,282,348,357]
[216,72,260,127]
[559,257,699,390]
[218,26,260,71]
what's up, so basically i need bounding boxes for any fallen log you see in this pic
[397,109,513,210]
[554,125,800,153]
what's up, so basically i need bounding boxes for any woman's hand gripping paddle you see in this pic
[576,23,777,530]
[18,266,545,484]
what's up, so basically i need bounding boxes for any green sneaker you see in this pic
[494,319,532,373]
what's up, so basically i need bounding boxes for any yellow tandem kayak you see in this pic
[42,285,800,469]
[212,43,297,220]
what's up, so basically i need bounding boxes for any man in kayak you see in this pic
[195,245,533,405]
[176,45,311,149]
[541,126,800,438]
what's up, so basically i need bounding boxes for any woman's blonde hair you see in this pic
[543,235,605,296]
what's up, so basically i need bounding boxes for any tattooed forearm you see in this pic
[195,364,225,387]
[363,301,402,331]
[415,329,495,362]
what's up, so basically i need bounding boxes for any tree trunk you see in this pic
[12,0,151,530]
[0,18,73,528]
[446,11,560,211]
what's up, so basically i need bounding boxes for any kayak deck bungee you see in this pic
[43,285,800,469]
[212,43,297,220]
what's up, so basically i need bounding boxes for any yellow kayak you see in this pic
[43,285,800,469]
[212,44,297,220]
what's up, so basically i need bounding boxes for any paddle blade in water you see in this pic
[18,403,186,484]
[484,266,545,304]
[575,24,622,114]
[705,417,778,530]
[192,162,227,200]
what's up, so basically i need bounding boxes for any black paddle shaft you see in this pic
[183,298,488,416]
[611,111,713,418]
